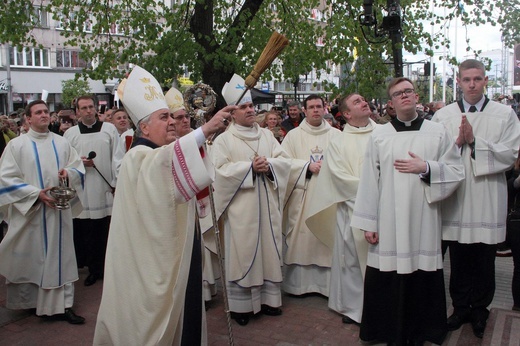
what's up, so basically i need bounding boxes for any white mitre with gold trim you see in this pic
[117,65,168,125]
[222,74,253,106]
[164,87,185,114]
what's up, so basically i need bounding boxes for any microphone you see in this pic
[85,150,115,194]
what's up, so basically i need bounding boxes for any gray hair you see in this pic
[134,113,152,138]
[287,101,301,110]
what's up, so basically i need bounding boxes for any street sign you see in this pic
[0,81,9,91]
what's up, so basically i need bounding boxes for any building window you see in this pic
[56,49,88,68]
[55,12,76,30]
[10,47,50,67]
[29,6,49,28]
[84,17,93,32]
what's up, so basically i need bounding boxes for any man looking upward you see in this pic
[351,78,464,345]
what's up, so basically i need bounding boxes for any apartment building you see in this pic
[0,5,119,114]
[0,0,342,113]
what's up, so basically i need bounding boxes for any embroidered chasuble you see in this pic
[94,132,213,346]
[280,119,340,296]
[282,120,341,265]
[432,100,520,244]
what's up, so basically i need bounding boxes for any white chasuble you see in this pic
[0,130,84,290]
[351,120,464,274]
[281,120,341,267]
[304,121,376,322]
[211,123,291,288]
[432,101,520,244]
[94,132,212,346]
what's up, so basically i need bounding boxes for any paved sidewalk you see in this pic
[0,255,516,345]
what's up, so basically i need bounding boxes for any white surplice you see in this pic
[432,101,520,244]
[281,120,341,296]
[350,120,465,274]
[305,120,376,322]
[212,123,292,313]
[0,129,85,315]
[93,133,213,346]
[64,121,124,219]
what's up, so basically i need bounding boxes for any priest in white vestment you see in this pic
[0,100,86,324]
[93,66,233,346]
[165,86,220,303]
[281,94,341,297]
[305,93,376,324]
[64,95,124,287]
[351,78,464,345]
[432,59,520,338]
[211,74,292,326]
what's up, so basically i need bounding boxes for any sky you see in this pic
[403,18,505,75]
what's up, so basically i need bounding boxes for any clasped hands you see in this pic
[455,115,475,147]
[253,155,270,174]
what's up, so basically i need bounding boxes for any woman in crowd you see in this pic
[264,110,286,143]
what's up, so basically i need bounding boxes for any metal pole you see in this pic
[388,0,403,77]
[429,0,434,102]
[207,186,234,345]
[442,7,447,103]
[453,7,458,101]
[6,43,14,112]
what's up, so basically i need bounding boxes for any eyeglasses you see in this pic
[391,88,415,99]
[172,114,190,121]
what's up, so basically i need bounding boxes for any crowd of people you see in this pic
[0,59,519,345]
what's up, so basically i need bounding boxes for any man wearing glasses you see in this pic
[166,87,192,138]
[351,77,464,345]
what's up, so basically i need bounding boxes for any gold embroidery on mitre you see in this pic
[144,85,165,101]
[140,77,151,83]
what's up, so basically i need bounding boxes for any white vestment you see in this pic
[64,121,124,219]
[432,101,520,244]
[0,129,85,315]
[212,123,292,314]
[281,120,341,296]
[350,120,465,274]
[305,121,376,322]
[93,133,213,346]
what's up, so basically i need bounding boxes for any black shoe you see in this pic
[341,316,359,325]
[261,305,282,316]
[84,273,98,286]
[231,312,250,326]
[447,313,469,331]
[62,308,85,324]
[471,319,486,338]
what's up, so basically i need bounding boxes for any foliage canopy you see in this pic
[1,0,518,103]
